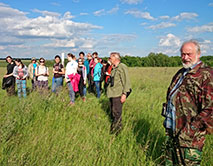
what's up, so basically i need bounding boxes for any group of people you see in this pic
[3,57,50,97]
[3,52,111,100]
[2,51,131,138]
[1,40,213,165]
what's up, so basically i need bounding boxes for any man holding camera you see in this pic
[107,52,131,135]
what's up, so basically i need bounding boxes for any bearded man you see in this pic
[162,40,213,165]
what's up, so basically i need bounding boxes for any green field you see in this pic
[0,67,212,166]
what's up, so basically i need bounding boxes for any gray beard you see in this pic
[182,62,193,69]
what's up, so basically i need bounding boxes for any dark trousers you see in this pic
[6,84,15,96]
[110,97,123,133]
[31,79,36,90]
[88,73,94,93]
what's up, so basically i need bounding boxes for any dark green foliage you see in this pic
[0,54,212,67]
[200,56,213,67]
[120,53,212,67]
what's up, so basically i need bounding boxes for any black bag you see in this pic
[2,77,12,89]
[126,88,132,98]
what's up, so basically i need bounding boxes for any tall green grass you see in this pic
[0,67,212,166]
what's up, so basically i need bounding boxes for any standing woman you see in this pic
[28,57,38,91]
[13,59,28,98]
[77,58,87,101]
[35,58,49,91]
[52,55,65,93]
[3,56,16,96]
[65,53,78,105]
[93,58,103,98]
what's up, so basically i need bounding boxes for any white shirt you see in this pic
[65,60,78,81]
[36,65,49,81]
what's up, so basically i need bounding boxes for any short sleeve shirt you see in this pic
[53,63,64,78]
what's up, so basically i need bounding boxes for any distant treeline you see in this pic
[0,53,213,67]
[120,53,213,67]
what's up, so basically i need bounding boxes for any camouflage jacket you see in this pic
[166,62,213,150]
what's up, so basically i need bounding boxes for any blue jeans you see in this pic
[83,86,87,96]
[67,82,75,103]
[16,79,27,98]
[94,81,101,98]
[52,77,63,93]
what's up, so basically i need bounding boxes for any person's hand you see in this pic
[120,94,126,103]
[65,78,69,83]
[106,72,110,76]
[3,75,8,78]
[84,81,86,85]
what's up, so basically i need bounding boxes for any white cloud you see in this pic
[148,22,176,30]
[80,13,89,16]
[0,3,27,19]
[171,12,198,21]
[15,15,102,38]
[93,6,119,16]
[0,4,102,39]
[140,22,147,26]
[0,3,104,58]
[194,39,213,54]
[107,5,119,14]
[120,0,143,5]
[159,15,170,20]
[93,9,105,16]
[125,9,155,20]
[32,9,61,17]
[44,37,97,50]
[187,23,213,33]
[0,3,137,58]
[0,34,24,46]
[208,3,213,7]
[159,33,181,47]
[63,11,75,19]
[0,46,5,50]
[81,39,95,49]
[101,34,136,42]
[51,2,61,7]
[157,33,181,55]
[44,39,76,48]
[93,34,137,56]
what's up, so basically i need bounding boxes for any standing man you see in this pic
[162,40,213,165]
[107,52,131,135]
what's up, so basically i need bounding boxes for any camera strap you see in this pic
[111,66,118,77]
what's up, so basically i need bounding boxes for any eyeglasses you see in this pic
[40,61,44,63]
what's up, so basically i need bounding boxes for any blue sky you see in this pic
[0,0,213,59]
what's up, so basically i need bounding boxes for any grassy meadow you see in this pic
[0,66,212,166]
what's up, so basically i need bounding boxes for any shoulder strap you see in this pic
[45,67,47,75]
[37,65,39,75]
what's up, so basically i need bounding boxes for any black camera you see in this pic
[110,76,114,87]
[161,103,167,117]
